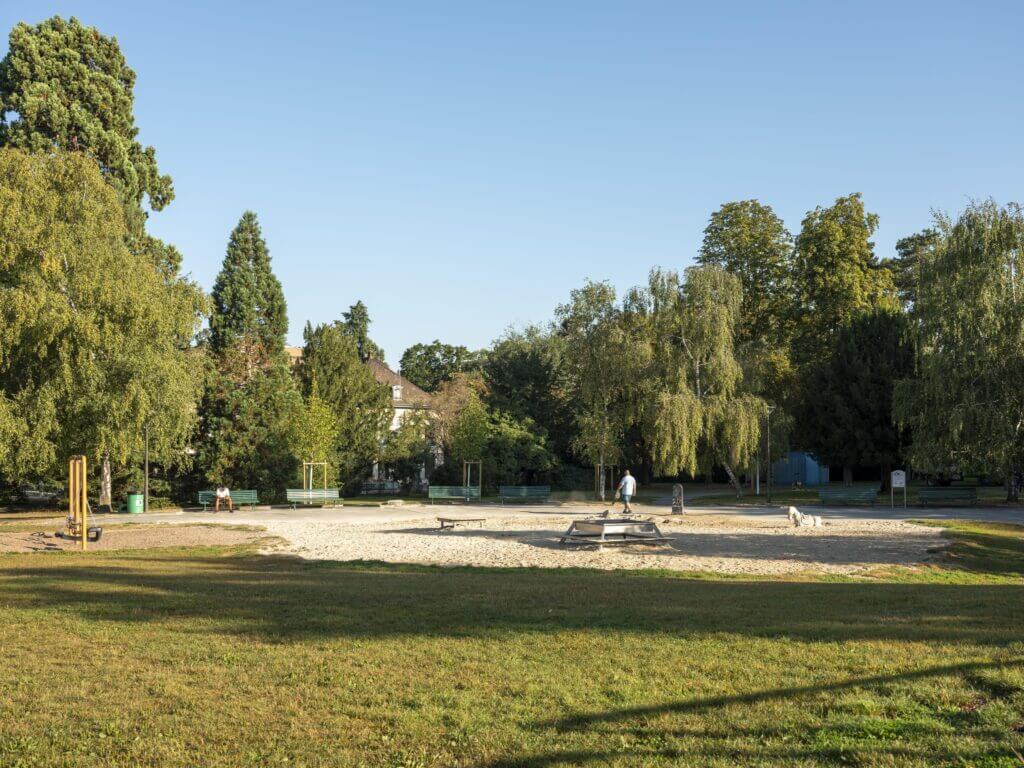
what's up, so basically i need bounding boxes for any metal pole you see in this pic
[766,407,773,505]
[144,423,149,514]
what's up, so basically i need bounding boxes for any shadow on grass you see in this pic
[0,552,1022,645]
[483,658,1024,767]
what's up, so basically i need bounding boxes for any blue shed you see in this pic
[771,451,830,487]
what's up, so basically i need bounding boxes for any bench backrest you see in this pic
[818,487,877,500]
[499,485,551,498]
[198,489,259,504]
[286,488,340,501]
[428,485,481,499]
[918,487,977,499]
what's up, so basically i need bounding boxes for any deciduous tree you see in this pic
[798,310,913,487]
[698,200,794,346]
[0,149,204,482]
[400,340,483,392]
[630,267,765,495]
[556,281,636,499]
[792,193,898,368]
[894,201,1024,498]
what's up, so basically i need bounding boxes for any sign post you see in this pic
[891,470,906,509]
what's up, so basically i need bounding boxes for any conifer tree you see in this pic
[209,212,288,357]
[342,301,384,361]
[0,16,174,212]
[297,321,391,485]
[197,213,297,500]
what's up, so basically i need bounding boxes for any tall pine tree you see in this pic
[198,213,299,500]
[209,212,288,358]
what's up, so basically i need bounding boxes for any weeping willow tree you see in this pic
[636,266,765,495]
[894,201,1024,499]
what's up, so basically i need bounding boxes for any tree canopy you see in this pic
[698,200,794,346]
[0,149,204,481]
[298,321,392,485]
[792,193,898,367]
[400,340,482,392]
[798,310,913,486]
[0,16,173,212]
[894,201,1024,496]
[209,212,288,358]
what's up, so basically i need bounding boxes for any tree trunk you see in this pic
[1006,471,1019,502]
[721,461,743,498]
[842,466,853,486]
[880,463,891,492]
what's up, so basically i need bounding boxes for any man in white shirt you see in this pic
[214,485,234,513]
[616,470,637,514]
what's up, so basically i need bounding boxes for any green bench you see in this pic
[361,480,401,495]
[428,486,481,504]
[817,487,878,506]
[285,488,341,508]
[918,487,978,505]
[499,485,551,504]
[198,489,259,511]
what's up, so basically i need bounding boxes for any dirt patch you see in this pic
[258,513,945,576]
[0,524,268,554]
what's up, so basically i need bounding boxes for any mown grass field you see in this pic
[0,522,1022,767]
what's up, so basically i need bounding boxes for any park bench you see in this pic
[198,489,259,511]
[437,516,486,530]
[285,488,341,508]
[817,487,878,506]
[917,486,978,505]
[499,485,552,504]
[361,479,401,495]
[428,485,481,504]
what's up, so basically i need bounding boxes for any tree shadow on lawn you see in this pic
[477,657,1024,767]
[0,552,1022,646]
[382,525,940,566]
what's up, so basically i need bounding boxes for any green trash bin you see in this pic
[125,492,144,514]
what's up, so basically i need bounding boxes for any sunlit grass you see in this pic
[0,523,1021,766]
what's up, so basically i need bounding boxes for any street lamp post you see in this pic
[766,405,775,505]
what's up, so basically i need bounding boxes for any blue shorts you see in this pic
[621,494,632,503]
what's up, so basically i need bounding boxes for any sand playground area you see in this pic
[0,507,946,576]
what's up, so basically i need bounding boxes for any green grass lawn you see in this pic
[0,524,1022,767]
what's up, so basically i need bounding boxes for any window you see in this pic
[392,385,402,401]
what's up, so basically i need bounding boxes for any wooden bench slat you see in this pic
[198,490,259,510]
[285,488,341,507]
[428,486,481,503]
[817,487,878,505]
[498,485,551,503]
[918,487,978,504]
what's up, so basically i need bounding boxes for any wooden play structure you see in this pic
[65,455,102,549]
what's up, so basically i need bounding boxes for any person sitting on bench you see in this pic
[214,485,234,513]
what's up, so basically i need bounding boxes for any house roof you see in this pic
[365,358,432,408]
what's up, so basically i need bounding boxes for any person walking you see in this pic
[616,469,637,514]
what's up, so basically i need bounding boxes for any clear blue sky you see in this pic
[4,2,1023,362]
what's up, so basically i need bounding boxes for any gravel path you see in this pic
[257,513,944,576]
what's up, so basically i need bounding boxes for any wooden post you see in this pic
[69,455,87,551]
